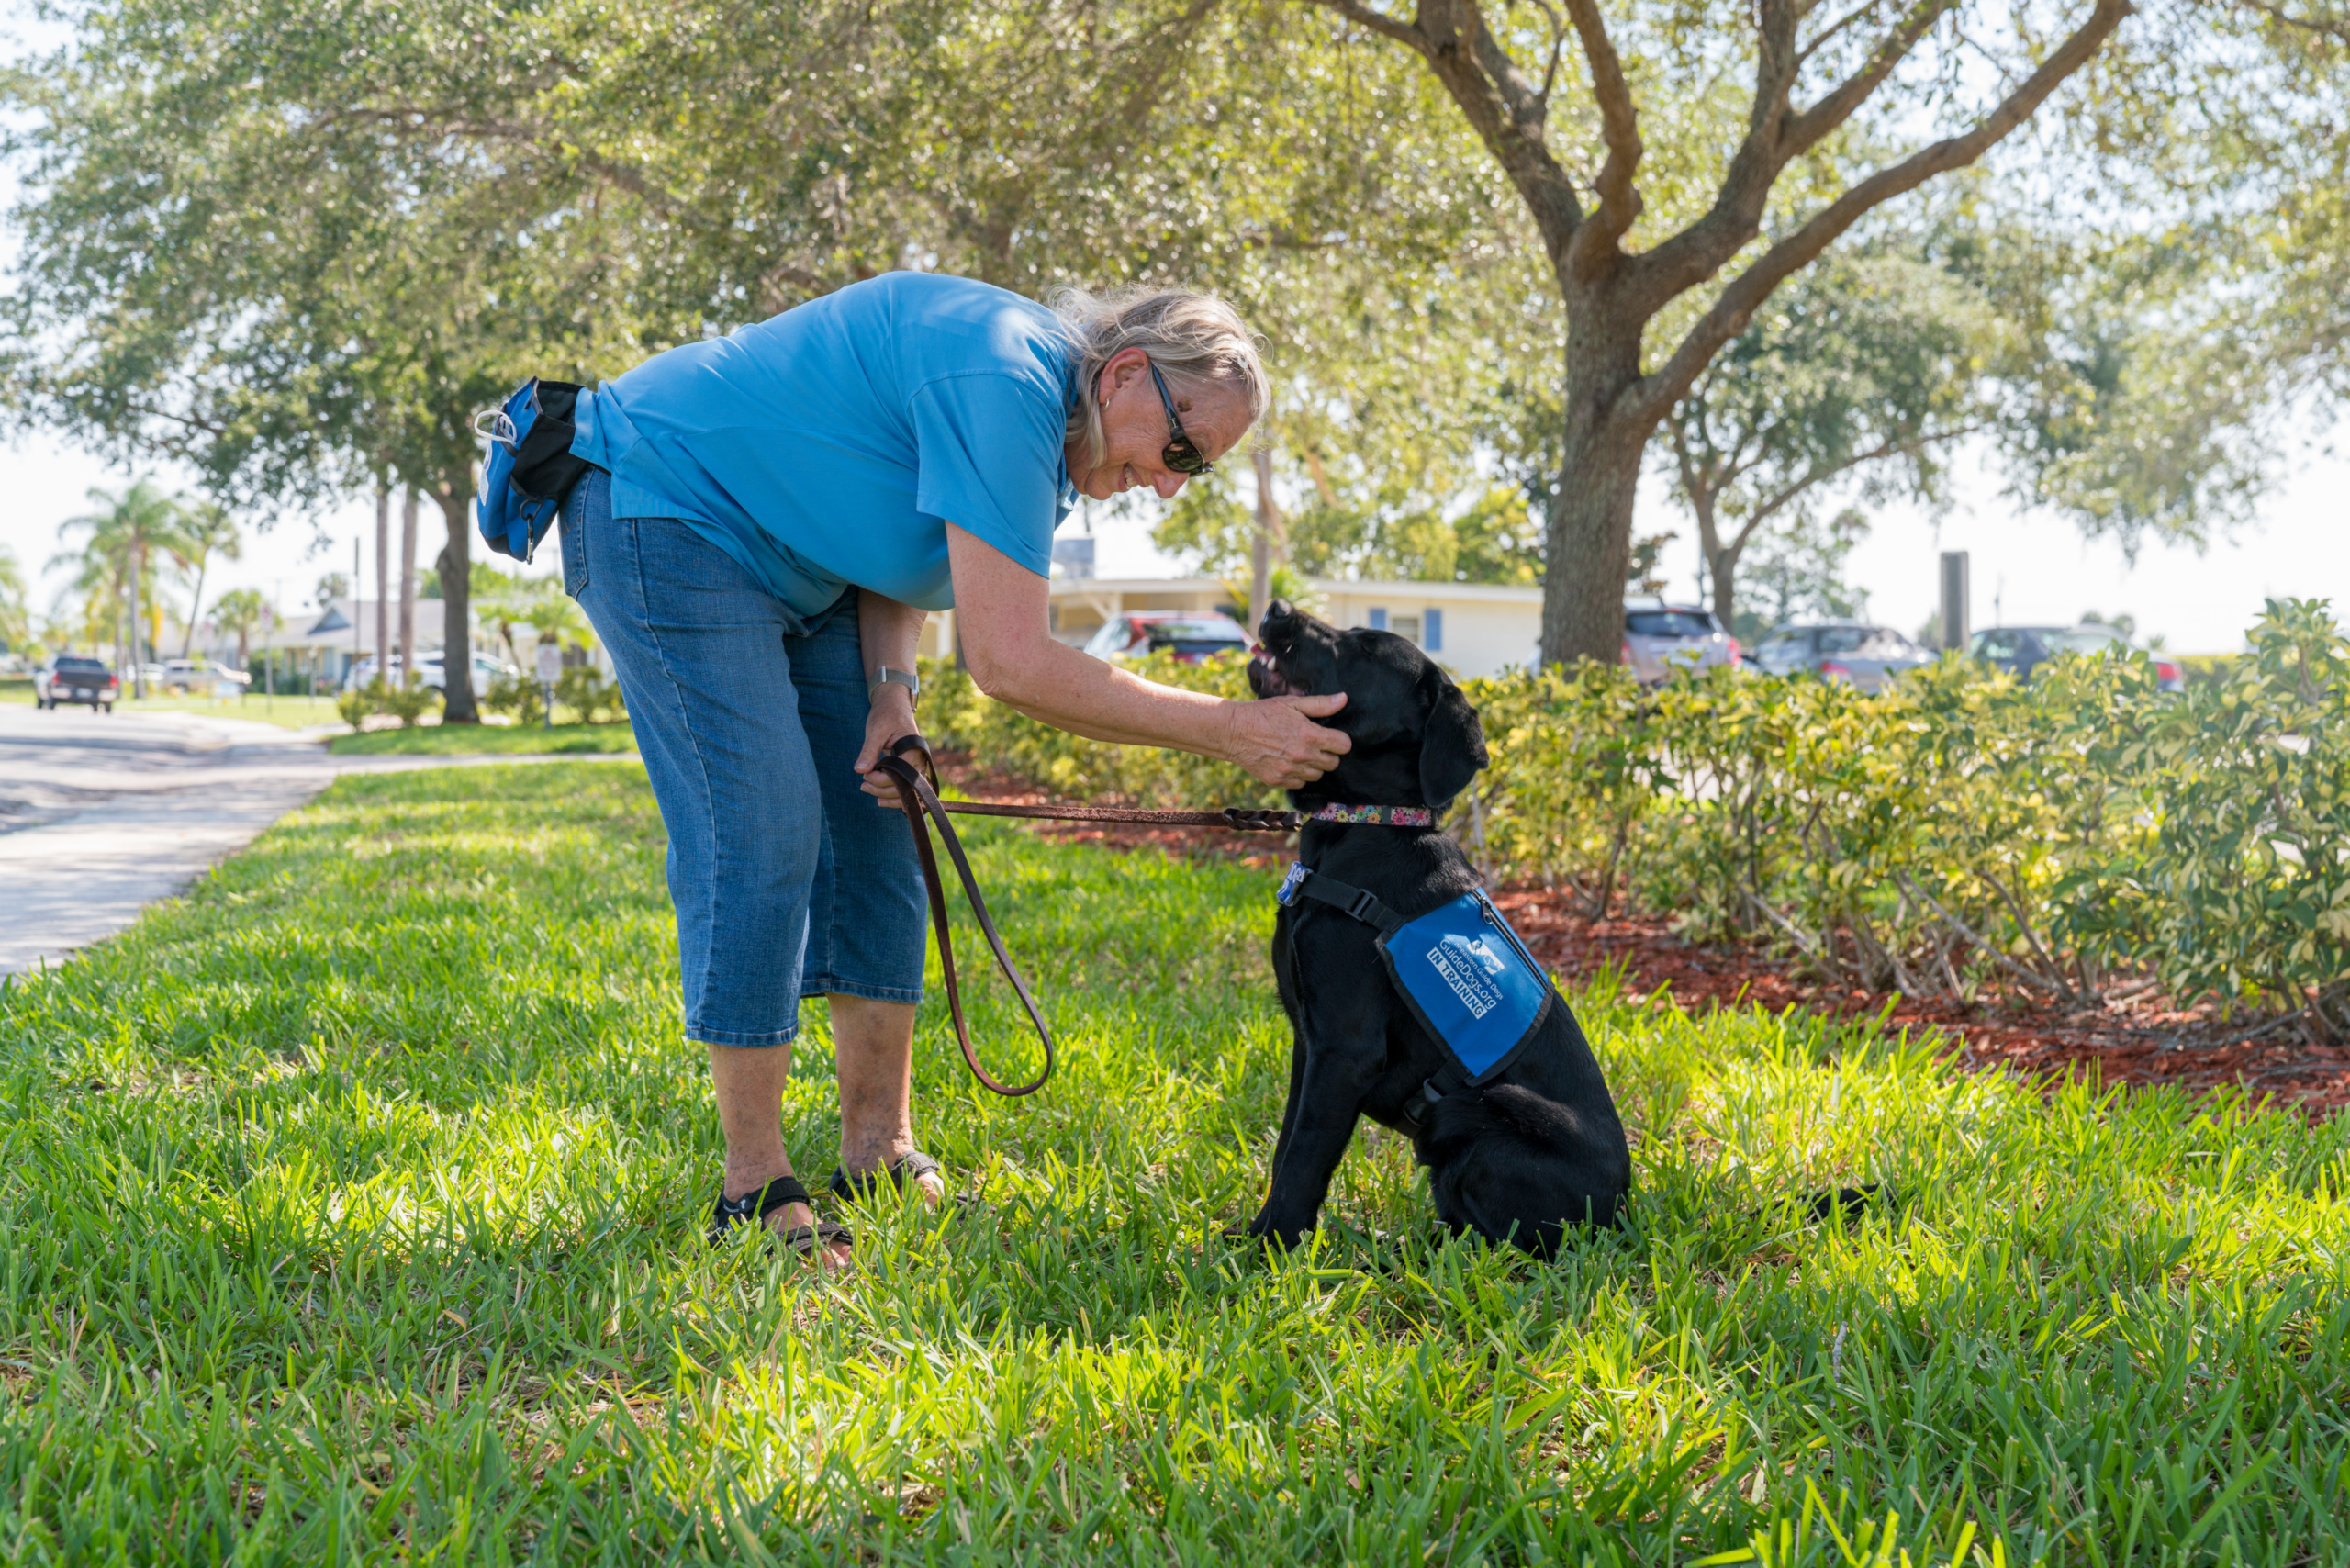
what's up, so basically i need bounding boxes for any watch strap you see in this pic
[868,666,920,704]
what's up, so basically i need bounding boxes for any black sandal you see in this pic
[709,1174,855,1260]
[827,1149,954,1204]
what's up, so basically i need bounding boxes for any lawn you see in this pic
[1,764,2344,1564]
[328,722,639,756]
[0,684,348,729]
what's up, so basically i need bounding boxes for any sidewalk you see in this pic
[0,706,641,976]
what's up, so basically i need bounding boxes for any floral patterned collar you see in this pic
[1305,803,1435,827]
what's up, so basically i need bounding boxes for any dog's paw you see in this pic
[1236,1215,1312,1251]
[1807,1183,1893,1222]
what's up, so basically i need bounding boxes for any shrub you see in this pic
[555,665,627,725]
[334,679,379,731]
[379,678,441,729]
[919,653,1278,809]
[918,599,2348,1032]
[484,673,543,726]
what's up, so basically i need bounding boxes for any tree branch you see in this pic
[1740,419,1991,528]
[1780,0,1953,162]
[1557,0,1644,276]
[1305,0,1427,48]
[2231,0,2350,42]
[1314,0,1587,257]
[1626,0,1804,305]
[1621,0,2132,427]
[1520,0,1572,102]
[1796,0,1892,66]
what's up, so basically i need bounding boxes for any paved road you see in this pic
[0,706,640,976]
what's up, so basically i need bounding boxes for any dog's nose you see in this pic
[1259,599,1296,640]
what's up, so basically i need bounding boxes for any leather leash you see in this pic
[870,734,1306,1099]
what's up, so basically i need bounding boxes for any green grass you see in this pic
[328,722,639,756]
[3,764,2347,1564]
[0,684,346,728]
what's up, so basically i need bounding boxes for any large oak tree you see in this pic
[1304,0,2134,662]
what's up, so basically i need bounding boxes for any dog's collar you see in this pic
[1302,802,1435,827]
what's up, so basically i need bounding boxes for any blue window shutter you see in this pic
[1369,607,1388,631]
[1425,609,1443,651]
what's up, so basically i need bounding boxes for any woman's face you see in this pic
[1066,347,1252,502]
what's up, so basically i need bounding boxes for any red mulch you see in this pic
[1494,898,2350,1121]
[934,756,2350,1119]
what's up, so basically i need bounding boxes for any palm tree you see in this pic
[522,591,591,655]
[209,587,270,669]
[169,504,242,658]
[0,544,28,659]
[53,478,194,697]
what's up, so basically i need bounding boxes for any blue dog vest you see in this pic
[1277,864,1554,1108]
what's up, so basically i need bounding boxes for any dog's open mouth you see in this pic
[1249,646,1298,697]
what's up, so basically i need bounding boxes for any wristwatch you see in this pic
[867,666,921,705]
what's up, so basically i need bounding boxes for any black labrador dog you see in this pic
[1244,599,1631,1256]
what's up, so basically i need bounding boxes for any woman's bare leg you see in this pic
[707,1043,854,1268]
[830,995,946,1203]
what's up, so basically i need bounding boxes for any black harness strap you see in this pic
[1275,864,1465,1133]
[1278,864,1408,935]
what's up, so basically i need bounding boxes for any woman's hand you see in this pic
[855,689,922,806]
[1221,691,1351,788]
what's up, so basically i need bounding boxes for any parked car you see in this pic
[1750,621,1933,693]
[34,655,119,711]
[345,651,515,699]
[1971,624,2184,692]
[160,658,252,693]
[1081,611,1251,665]
[1621,602,1738,684]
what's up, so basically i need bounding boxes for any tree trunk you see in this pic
[434,475,478,723]
[129,543,148,697]
[1688,493,1747,630]
[180,555,207,660]
[1248,446,1283,635]
[398,489,419,689]
[375,485,390,683]
[1540,317,1655,666]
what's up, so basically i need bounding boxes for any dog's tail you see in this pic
[1422,1083,1895,1254]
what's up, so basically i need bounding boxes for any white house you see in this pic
[918,576,1546,678]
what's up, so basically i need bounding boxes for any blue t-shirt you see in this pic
[570,273,1080,617]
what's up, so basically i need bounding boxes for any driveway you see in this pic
[0,706,640,976]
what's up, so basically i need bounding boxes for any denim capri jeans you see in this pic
[561,466,927,1047]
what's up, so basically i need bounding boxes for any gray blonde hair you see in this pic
[1052,286,1270,469]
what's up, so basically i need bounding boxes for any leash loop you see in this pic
[878,734,1054,1098]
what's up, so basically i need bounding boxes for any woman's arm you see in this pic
[943,522,1349,789]
[851,589,930,802]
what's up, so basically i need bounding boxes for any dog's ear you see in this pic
[1418,667,1487,809]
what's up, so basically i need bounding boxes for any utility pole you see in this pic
[1938,553,1970,653]
[352,536,361,689]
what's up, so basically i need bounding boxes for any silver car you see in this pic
[1622,603,1737,684]
[1750,621,1932,693]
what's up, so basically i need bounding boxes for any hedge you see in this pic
[918,599,2349,1034]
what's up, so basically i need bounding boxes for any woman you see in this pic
[562,274,1349,1268]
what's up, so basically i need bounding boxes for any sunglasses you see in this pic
[1146,358,1214,476]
